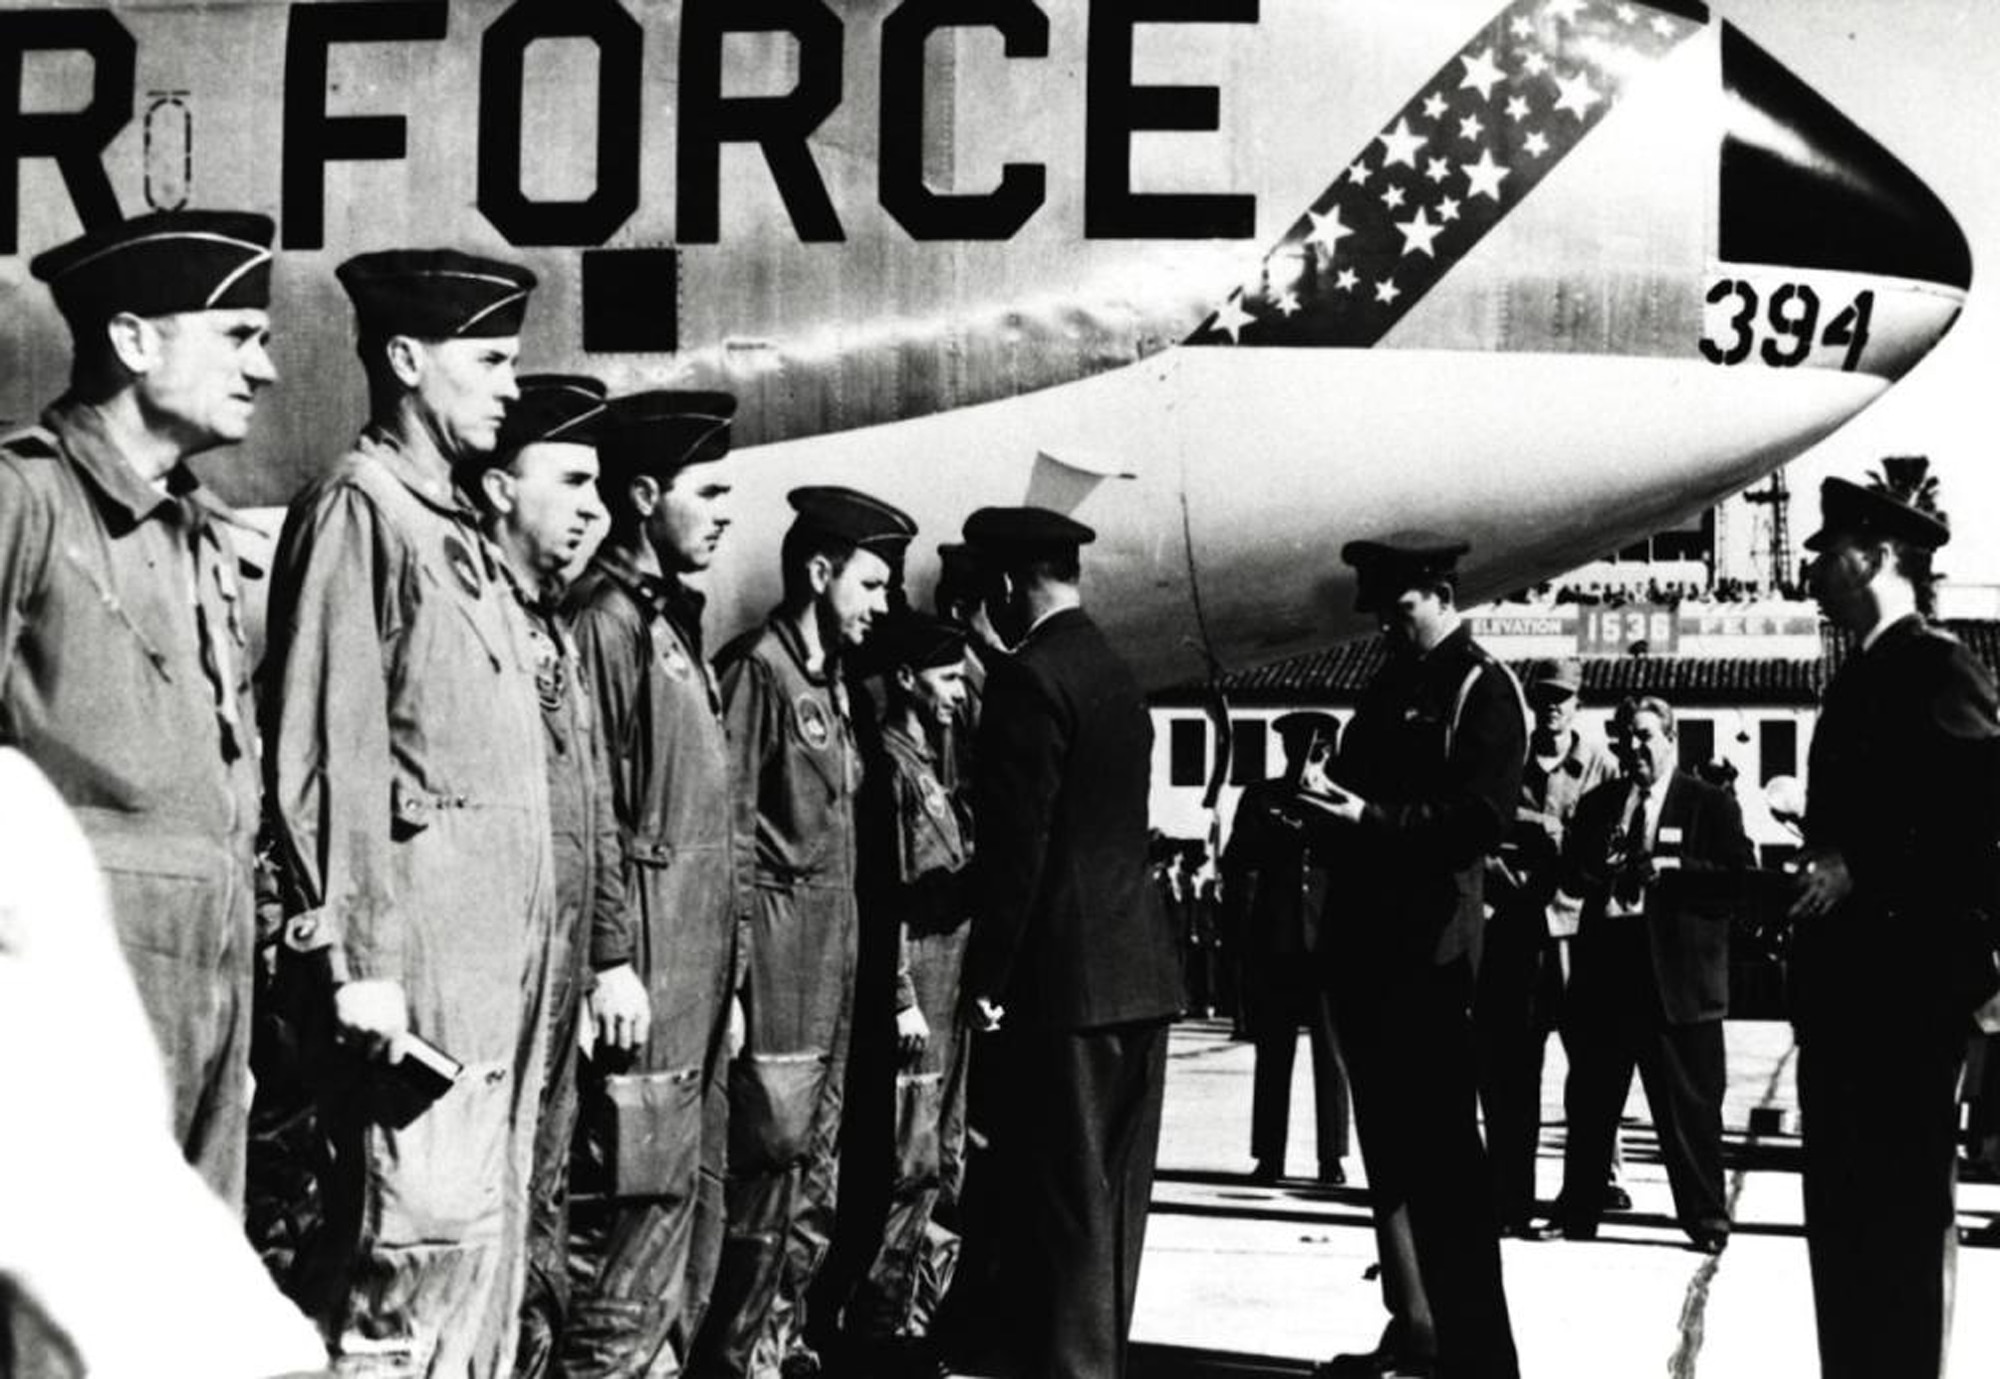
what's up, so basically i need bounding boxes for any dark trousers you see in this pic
[1797,1019,1964,1379]
[1336,956,1518,1379]
[993,1019,1169,1379]
[1557,1011,1728,1238]
[1247,960,1350,1169]
[1473,909,1563,1227]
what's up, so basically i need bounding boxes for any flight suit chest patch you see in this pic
[659,641,694,681]
[793,693,833,750]
[441,533,483,598]
[917,772,948,820]
[527,621,567,712]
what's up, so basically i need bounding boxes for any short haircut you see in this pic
[1613,695,1676,738]
[781,520,858,604]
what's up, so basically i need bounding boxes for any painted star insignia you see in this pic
[1425,156,1452,184]
[1437,195,1462,223]
[1460,47,1507,101]
[1306,206,1354,254]
[1423,91,1450,121]
[1459,112,1486,142]
[1212,293,1255,343]
[1651,14,1679,37]
[1553,69,1602,120]
[1616,3,1638,21]
[1520,50,1551,77]
[1506,95,1532,122]
[1334,267,1360,292]
[1395,208,1445,258]
[1373,277,1402,305]
[1275,289,1302,317]
[1509,15,1536,39]
[1546,0,1587,22]
[1347,158,1373,185]
[1461,148,1510,200]
[1381,183,1408,209]
[1377,116,1427,168]
[1523,130,1551,158]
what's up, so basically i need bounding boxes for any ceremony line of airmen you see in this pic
[4,206,1997,1379]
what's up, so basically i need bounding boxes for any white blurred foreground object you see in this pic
[0,748,326,1379]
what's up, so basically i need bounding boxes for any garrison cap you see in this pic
[31,209,275,326]
[1341,532,1469,613]
[336,248,537,339]
[961,506,1096,562]
[1802,476,1950,552]
[1525,657,1583,696]
[788,485,916,558]
[495,375,608,456]
[1271,710,1340,746]
[602,390,736,482]
[854,610,968,677]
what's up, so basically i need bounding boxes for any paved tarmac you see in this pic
[1119,1019,2000,1378]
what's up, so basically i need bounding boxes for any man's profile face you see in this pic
[497,441,604,578]
[1380,586,1449,652]
[138,308,276,452]
[820,547,892,648]
[651,462,733,573]
[1806,534,1880,633]
[908,657,969,726]
[411,335,521,458]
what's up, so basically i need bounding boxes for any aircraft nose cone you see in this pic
[1720,23,1970,292]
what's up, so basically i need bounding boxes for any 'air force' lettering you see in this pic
[0,0,1261,254]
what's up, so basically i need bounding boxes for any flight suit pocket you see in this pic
[892,1070,945,1191]
[729,1050,828,1171]
[602,1064,704,1199]
[371,1059,512,1245]
[94,843,230,971]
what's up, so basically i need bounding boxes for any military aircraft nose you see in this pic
[1719,23,1970,293]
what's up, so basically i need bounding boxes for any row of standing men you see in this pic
[0,208,1183,1379]
[4,205,1997,1379]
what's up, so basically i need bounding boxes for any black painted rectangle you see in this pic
[582,246,677,353]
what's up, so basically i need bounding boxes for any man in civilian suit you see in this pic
[1302,536,1524,1379]
[1551,696,1751,1253]
[1789,475,2000,1379]
[958,506,1183,1379]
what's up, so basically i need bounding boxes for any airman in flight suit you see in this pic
[262,249,556,1378]
[693,486,915,1379]
[562,390,745,1377]
[0,211,277,1209]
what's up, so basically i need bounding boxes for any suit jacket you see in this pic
[1796,614,2000,1028]
[1565,770,1753,1025]
[963,607,1183,1031]
[1320,624,1527,971]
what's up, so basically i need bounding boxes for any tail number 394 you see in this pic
[1700,279,1873,372]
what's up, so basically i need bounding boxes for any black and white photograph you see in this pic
[2,0,1998,1376]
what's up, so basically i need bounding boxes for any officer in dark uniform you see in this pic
[1302,536,1524,1379]
[959,506,1184,1379]
[564,390,743,1378]
[694,486,915,1379]
[1222,711,1351,1185]
[463,375,634,1377]
[1789,477,2000,1379]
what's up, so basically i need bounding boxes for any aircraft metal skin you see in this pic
[0,0,1971,687]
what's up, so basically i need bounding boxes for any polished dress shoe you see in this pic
[1602,1183,1633,1212]
[1251,1157,1284,1184]
[1499,1219,1561,1241]
[1688,1229,1730,1256]
[1318,1161,1348,1186]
